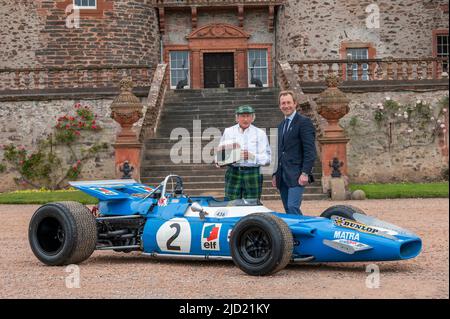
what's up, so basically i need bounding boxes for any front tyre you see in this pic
[320,204,366,220]
[28,201,97,266]
[230,213,293,276]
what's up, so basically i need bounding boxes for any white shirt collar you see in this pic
[285,111,296,121]
[237,124,253,133]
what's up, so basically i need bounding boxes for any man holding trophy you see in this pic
[216,105,271,201]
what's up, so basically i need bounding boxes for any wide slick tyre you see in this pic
[230,213,293,276]
[28,201,97,266]
[320,204,367,220]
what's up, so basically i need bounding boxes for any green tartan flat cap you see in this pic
[235,105,255,114]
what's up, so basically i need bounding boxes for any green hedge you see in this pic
[349,182,449,199]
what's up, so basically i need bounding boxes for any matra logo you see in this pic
[334,231,360,241]
[201,223,221,251]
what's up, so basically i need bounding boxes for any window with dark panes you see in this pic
[248,49,268,87]
[170,51,190,89]
[346,48,369,80]
[74,0,97,9]
[436,34,449,72]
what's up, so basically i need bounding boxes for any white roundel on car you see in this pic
[156,218,191,253]
[184,205,273,218]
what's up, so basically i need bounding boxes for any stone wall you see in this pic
[330,89,449,183]
[0,0,160,69]
[0,0,43,68]
[0,98,121,192]
[276,0,449,61]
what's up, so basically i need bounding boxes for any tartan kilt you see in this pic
[224,166,263,200]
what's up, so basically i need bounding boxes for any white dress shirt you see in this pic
[219,124,271,167]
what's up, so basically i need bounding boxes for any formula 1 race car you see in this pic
[28,175,422,276]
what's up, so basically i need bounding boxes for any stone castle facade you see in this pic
[0,0,448,191]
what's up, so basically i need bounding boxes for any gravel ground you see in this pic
[0,198,448,299]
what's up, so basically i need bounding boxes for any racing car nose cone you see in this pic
[399,239,422,259]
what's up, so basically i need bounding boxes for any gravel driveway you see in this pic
[0,198,448,299]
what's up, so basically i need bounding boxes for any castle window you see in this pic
[346,48,369,81]
[436,33,449,72]
[74,0,97,9]
[248,49,268,87]
[170,51,190,89]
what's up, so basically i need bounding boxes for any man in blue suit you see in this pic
[272,90,316,215]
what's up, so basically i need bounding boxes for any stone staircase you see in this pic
[141,87,327,200]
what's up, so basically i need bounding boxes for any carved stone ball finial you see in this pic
[325,74,341,88]
[119,77,134,92]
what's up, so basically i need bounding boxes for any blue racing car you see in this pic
[28,175,422,276]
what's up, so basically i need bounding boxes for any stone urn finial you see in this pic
[317,75,351,196]
[110,77,143,144]
[316,74,350,137]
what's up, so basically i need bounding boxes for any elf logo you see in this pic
[201,223,221,251]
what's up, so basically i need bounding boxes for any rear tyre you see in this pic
[320,204,366,220]
[28,201,97,266]
[230,213,293,276]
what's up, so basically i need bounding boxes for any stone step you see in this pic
[177,186,319,195]
[141,166,323,175]
[166,88,279,97]
[141,175,322,189]
[145,136,282,150]
[178,188,328,200]
[155,126,280,136]
[141,172,323,181]
[140,174,323,183]
[161,108,283,121]
[163,99,277,107]
[156,121,280,128]
[163,101,278,108]
[156,118,281,126]
[139,179,322,192]
[142,155,322,172]
[156,124,281,133]
[141,87,324,200]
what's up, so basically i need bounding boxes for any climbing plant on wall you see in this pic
[0,103,108,190]
[373,95,448,148]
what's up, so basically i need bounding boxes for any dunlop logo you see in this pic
[332,216,380,235]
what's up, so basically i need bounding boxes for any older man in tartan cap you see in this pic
[217,105,271,200]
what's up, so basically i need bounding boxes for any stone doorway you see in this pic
[203,53,235,88]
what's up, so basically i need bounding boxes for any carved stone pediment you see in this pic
[187,23,250,39]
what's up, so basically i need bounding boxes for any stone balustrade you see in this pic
[289,57,449,82]
[139,63,169,141]
[151,0,284,7]
[0,65,155,91]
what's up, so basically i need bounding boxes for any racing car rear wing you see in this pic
[69,179,155,201]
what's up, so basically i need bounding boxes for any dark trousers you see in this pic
[279,177,305,215]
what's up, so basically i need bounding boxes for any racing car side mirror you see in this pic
[191,202,208,220]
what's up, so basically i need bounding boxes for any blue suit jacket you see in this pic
[273,112,316,188]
